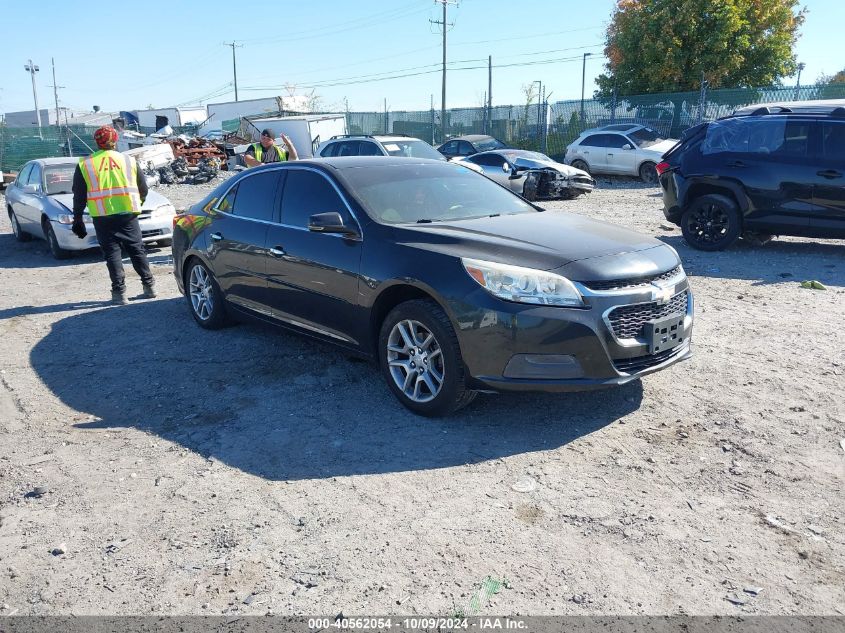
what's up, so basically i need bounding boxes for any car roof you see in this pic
[325,134,420,143]
[448,134,496,142]
[255,156,448,171]
[732,99,845,116]
[29,157,80,167]
[598,124,641,132]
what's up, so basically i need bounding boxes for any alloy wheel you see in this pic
[10,212,21,238]
[386,319,444,403]
[687,203,729,245]
[189,265,214,321]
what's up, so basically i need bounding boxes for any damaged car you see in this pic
[459,149,595,201]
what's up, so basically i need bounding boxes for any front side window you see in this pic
[335,141,361,157]
[229,171,279,222]
[603,134,630,149]
[358,142,382,156]
[281,169,348,228]
[821,122,845,161]
[468,153,507,167]
[458,141,476,155]
[16,164,34,186]
[629,127,665,148]
[25,164,43,189]
[440,140,458,154]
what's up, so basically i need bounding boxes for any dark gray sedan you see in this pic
[5,157,176,259]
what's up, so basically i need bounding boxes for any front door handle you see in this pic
[269,246,285,257]
[726,160,746,168]
[210,232,223,241]
[817,169,842,179]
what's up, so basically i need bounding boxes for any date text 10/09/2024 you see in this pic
[307,617,528,630]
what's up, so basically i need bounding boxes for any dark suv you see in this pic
[658,102,845,250]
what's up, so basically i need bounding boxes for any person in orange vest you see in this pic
[71,126,156,305]
[243,128,298,167]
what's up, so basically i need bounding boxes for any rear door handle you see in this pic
[817,169,842,179]
[269,246,285,257]
[726,160,746,168]
[210,232,223,241]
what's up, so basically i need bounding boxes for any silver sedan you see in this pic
[458,149,595,201]
[5,157,176,259]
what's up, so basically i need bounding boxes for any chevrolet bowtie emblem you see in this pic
[651,282,674,305]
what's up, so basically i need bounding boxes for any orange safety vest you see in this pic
[78,150,142,217]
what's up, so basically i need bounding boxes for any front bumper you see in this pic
[449,272,694,393]
[51,212,174,250]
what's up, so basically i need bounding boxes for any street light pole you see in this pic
[580,52,592,123]
[24,59,43,139]
[794,62,806,100]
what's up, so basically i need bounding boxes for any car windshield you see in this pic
[474,137,507,151]
[380,140,444,160]
[341,162,537,224]
[502,150,551,162]
[629,128,665,148]
[44,165,76,195]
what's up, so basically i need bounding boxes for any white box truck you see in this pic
[242,114,347,159]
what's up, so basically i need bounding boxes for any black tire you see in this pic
[8,209,32,242]
[681,194,742,251]
[184,259,229,329]
[378,299,476,417]
[639,161,658,184]
[44,222,71,259]
[571,159,590,174]
[156,238,173,247]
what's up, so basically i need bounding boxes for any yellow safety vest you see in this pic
[251,143,287,163]
[78,150,142,217]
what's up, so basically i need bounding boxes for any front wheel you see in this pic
[185,259,229,329]
[639,161,658,184]
[44,223,71,259]
[570,159,590,174]
[379,299,476,417]
[681,194,742,251]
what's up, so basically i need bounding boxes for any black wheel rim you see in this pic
[687,204,729,244]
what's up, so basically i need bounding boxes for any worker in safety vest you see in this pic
[243,128,298,167]
[71,125,156,305]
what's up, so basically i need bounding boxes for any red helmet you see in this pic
[94,126,118,149]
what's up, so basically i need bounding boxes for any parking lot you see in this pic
[0,176,843,616]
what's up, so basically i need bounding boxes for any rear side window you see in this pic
[821,122,845,161]
[280,169,348,228]
[229,171,280,222]
[702,118,809,157]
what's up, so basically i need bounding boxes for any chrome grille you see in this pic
[584,265,682,291]
[607,291,688,340]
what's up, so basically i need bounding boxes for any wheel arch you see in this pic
[681,179,748,214]
[368,281,452,356]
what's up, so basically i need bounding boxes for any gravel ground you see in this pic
[0,175,843,617]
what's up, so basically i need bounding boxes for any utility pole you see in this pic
[225,42,243,101]
[580,52,592,123]
[794,62,805,100]
[49,58,65,131]
[431,0,456,144]
[24,59,43,139]
[488,55,492,136]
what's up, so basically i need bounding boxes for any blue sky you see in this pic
[0,0,841,117]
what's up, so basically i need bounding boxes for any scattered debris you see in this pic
[464,576,508,614]
[763,514,798,535]
[799,280,827,290]
[839,438,845,454]
[725,593,747,605]
[806,525,824,536]
[24,486,48,499]
[105,539,132,554]
[50,543,67,556]
[511,476,537,493]
[743,586,762,596]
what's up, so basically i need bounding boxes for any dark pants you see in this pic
[92,214,153,293]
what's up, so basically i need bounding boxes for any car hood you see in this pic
[393,211,674,273]
[511,156,591,179]
[51,190,171,213]
[639,139,677,155]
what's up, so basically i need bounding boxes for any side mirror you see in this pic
[22,183,40,194]
[622,144,633,150]
[308,212,356,236]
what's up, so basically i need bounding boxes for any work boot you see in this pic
[111,290,128,306]
[142,282,157,299]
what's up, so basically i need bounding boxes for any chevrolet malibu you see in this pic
[6,157,176,259]
[173,157,693,416]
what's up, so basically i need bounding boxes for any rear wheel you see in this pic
[639,161,658,184]
[185,259,228,329]
[8,209,32,242]
[571,159,590,174]
[681,194,742,251]
[379,299,476,417]
[44,222,70,259]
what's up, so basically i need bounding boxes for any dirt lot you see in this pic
[0,175,843,617]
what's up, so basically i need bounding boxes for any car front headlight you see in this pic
[461,257,585,308]
[150,204,176,217]
[56,214,74,225]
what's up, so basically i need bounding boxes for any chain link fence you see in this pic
[3,84,843,173]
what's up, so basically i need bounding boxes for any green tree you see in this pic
[595,0,806,133]
[815,68,845,99]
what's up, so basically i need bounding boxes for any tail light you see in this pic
[655,161,671,176]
